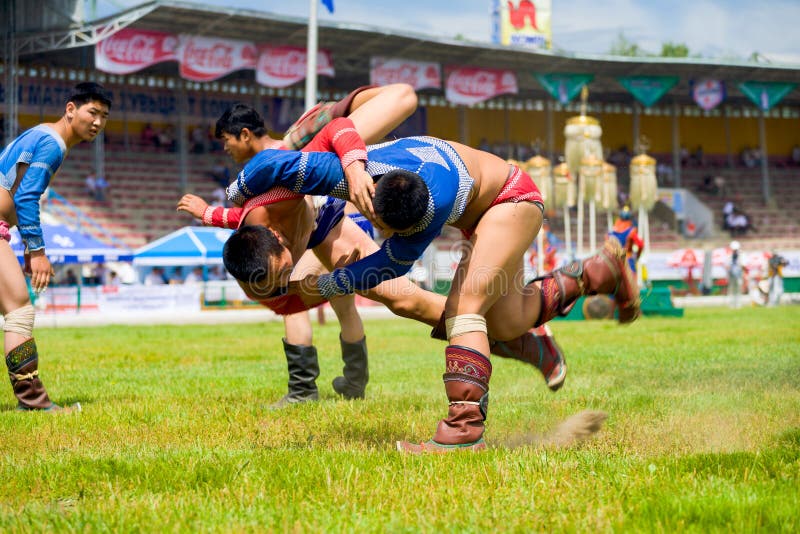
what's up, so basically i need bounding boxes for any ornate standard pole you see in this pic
[601,162,618,233]
[553,161,576,261]
[580,154,603,253]
[525,155,553,275]
[564,86,602,257]
[629,148,658,287]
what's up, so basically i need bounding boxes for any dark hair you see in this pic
[215,103,267,139]
[68,82,112,108]
[222,225,283,284]
[373,169,429,231]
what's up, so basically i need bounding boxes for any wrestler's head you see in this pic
[215,103,268,163]
[65,82,112,143]
[223,225,293,298]
[372,169,429,237]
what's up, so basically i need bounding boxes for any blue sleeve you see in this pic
[316,231,436,297]
[227,149,348,205]
[14,141,62,251]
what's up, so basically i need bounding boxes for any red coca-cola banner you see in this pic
[369,57,440,90]
[95,28,179,75]
[178,35,258,82]
[255,46,335,88]
[444,66,518,105]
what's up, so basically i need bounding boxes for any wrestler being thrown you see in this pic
[224,119,639,453]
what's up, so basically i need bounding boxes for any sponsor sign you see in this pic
[369,57,440,90]
[95,28,178,75]
[256,46,334,88]
[444,66,517,105]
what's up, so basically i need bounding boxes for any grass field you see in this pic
[1,306,799,532]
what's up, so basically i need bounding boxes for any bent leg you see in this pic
[347,84,418,143]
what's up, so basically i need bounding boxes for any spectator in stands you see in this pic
[61,268,79,286]
[722,199,735,230]
[209,159,230,188]
[690,145,705,167]
[1,81,111,412]
[144,267,168,285]
[727,208,755,237]
[93,262,109,285]
[183,266,205,285]
[170,266,184,284]
[697,175,716,194]
[93,173,109,202]
[156,125,176,152]
[190,125,207,154]
[85,168,97,198]
[140,123,156,148]
[713,175,727,197]
[210,185,226,208]
[208,265,226,281]
[679,145,689,167]
[108,271,121,287]
[656,161,674,185]
[791,144,800,167]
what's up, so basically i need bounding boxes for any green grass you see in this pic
[1,307,799,532]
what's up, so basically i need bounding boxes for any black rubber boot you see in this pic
[332,336,369,399]
[271,339,320,409]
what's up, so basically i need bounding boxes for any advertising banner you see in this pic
[445,66,517,106]
[256,46,334,88]
[691,79,726,110]
[535,73,594,104]
[95,28,178,75]
[618,76,679,107]
[369,57,441,90]
[494,0,552,49]
[178,35,258,82]
[738,81,796,111]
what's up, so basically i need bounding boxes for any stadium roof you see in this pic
[17,0,800,104]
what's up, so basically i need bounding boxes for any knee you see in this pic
[385,294,420,319]
[393,83,418,115]
[3,303,35,338]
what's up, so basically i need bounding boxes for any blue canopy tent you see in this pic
[9,222,134,263]
[133,226,233,266]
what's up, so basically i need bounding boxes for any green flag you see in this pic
[738,81,796,111]
[618,76,679,107]
[535,73,594,104]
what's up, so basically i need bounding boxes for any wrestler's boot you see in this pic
[430,315,566,392]
[6,338,76,412]
[535,238,641,325]
[397,345,490,453]
[271,339,320,408]
[332,335,368,400]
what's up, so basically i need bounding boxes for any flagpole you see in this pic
[305,0,319,112]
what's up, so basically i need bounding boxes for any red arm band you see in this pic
[304,117,367,168]
[202,206,242,229]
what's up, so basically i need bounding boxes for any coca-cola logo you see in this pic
[262,49,306,77]
[449,71,500,96]
[101,34,177,64]
[184,42,235,70]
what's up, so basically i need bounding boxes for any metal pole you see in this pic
[177,82,189,194]
[546,100,554,161]
[672,100,681,188]
[4,0,19,145]
[723,105,733,169]
[759,110,770,203]
[304,0,319,112]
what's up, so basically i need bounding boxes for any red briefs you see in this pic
[461,164,543,240]
[0,221,10,242]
